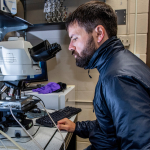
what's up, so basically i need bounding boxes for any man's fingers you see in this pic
[57,124,69,131]
[57,119,75,132]
[57,118,68,125]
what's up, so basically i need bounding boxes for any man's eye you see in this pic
[73,38,78,41]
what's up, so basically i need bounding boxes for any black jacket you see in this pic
[74,36,150,150]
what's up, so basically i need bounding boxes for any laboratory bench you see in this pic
[0,110,77,150]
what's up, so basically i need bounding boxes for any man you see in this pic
[57,1,150,149]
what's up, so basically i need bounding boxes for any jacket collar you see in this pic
[84,36,124,72]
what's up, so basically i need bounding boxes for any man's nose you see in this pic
[69,42,75,51]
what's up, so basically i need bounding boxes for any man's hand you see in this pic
[57,118,76,132]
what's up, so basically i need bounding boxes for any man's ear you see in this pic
[95,25,105,43]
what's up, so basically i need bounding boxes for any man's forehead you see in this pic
[68,22,86,38]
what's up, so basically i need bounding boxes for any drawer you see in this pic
[76,141,91,150]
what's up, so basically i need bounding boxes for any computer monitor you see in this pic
[25,61,48,83]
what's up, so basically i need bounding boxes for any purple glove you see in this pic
[32,82,60,94]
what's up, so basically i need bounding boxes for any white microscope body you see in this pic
[0,37,41,81]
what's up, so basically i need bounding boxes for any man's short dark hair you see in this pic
[66,1,117,38]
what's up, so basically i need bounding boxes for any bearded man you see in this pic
[57,1,150,150]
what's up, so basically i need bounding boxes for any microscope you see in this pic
[0,10,61,139]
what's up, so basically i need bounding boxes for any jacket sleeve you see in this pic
[103,76,150,149]
[74,120,98,138]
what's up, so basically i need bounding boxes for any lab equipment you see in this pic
[0,0,17,15]
[0,10,61,140]
[24,61,48,83]
[26,109,45,119]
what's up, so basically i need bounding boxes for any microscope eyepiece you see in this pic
[29,40,61,62]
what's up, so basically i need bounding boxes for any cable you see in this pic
[27,95,46,116]
[0,139,8,150]
[0,146,20,149]
[20,93,46,117]
[31,95,45,107]
[25,83,31,87]
[24,94,65,149]
[0,130,25,150]
[9,107,44,150]
[39,101,65,150]
[16,125,41,143]
[25,94,65,149]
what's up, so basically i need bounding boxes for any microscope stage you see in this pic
[0,96,40,112]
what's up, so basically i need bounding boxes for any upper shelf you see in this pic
[19,0,66,32]
[0,10,33,40]
[0,11,32,28]
[26,22,66,32]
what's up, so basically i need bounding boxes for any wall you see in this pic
[17,0,149,149]
[106,0,149,63]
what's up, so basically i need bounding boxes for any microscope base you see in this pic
[0,125,38,141]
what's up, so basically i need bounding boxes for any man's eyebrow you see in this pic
[70,34,77,39]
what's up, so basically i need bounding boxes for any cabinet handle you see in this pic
[66,98,69,102]
[68,100,93,103]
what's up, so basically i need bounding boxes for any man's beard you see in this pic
[72,36,97,68]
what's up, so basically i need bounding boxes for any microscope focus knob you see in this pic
[0,123,8,133]
[15,132,21,138]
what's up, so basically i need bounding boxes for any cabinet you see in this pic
[24,85,75,110]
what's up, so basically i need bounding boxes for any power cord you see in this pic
[9,107,43,150]
[29,95,46,117]
[30,95,45,108]
[39,101,65,150]
[27,94,65,150]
